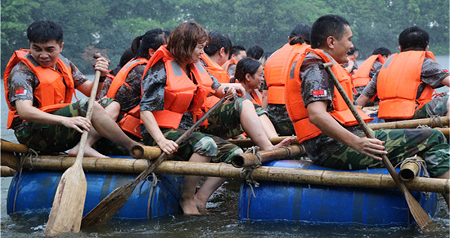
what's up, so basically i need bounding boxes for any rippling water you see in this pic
[1,55,449,237]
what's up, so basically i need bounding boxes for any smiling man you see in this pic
[285,15,449,208]
[4,20,140,158]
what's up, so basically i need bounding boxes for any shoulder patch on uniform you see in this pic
[15,89,27,96]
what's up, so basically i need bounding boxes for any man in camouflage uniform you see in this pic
[5,21,140,158]
[357,26,449,119]
[292,15,449,208]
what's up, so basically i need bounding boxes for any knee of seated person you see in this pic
[193,136,218,157]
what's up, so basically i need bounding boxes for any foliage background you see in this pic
[2,0,449,74]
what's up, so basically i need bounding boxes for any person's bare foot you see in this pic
[274,137,296,148]
[68,144,108,158]
[194,195,207,215]
[179,197,201,215]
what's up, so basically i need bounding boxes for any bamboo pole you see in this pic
[399,156,424,182]
[368,116,449,130]
[231,144,306,168]
[15,155,449,194]
[130,145,176,160]
[1,166,16,177]
[1,152,21,170]
[228,136,298,148]
[1,139,29,154]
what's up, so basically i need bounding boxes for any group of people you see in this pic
[4,14,449,216]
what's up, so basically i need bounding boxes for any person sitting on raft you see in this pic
[139,21,293,215]
[284,15,449,209]
[4,20,140,158]
[356,26,450,121]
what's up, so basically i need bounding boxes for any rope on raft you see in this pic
[240,146,261,199]
[14,148,39,212]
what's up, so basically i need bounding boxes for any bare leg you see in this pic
[240,100,294,150]
[446,94,450,117]
[437,171,449,210]
[180,153,211,215]
[195,176,227,214]
[259,114,278,138]
[69,102,139,157]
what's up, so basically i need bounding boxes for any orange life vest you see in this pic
[245,89,262,106]
[264,43,311,104]
[351,54,385,88]
[106,57,149,138]
[143,46,214,129]
[3,49,75,129]
[285,48,373,143]
[377,51,436,119]
[222,59,237,75]
[201,54,231,84]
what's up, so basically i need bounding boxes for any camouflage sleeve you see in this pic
[7,62,37,107]
[140,60,167,111]
[115,65,145,112]
[69,61,88,88]
[421,57,450,88]
[361,70,378,98]
[369,61,383,78]
[300,57,334,109]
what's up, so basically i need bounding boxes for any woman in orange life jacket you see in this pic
[233,57,279,138]
[200,30,292,143]
[92,29,169,155]
[140,22,294,215]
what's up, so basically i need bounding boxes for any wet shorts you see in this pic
[413,94,449,119]
[14,97,115,153]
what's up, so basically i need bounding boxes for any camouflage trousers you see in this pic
[321,128,449,177]
[413,94,449,119]
[14,98,114,153]
[266,104,295,136]
[200,98,267,139]
[142,129,243,164]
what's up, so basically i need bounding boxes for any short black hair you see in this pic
[27,21,63,45]
[247,45,264,60]
[204,31,232,56]
[398,26,429,51]
[310,15,350,49]
[231,45,246,56]
[289,24,311,45]
[372,47,391,57]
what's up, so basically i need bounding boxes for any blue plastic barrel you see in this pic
[238,160,439,226]
[7,168,184,219]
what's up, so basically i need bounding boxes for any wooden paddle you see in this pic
[320,62,431,230]
[44,55,103,236]
[81,89,230,228]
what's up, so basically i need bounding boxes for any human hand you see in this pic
[352,137,387,161]
[157,138,178,155]
[94,56,110,76]
[62,116,92,133]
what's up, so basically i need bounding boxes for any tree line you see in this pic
[2,0,448,74]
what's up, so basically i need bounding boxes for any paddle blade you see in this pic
[404,190,432,230]
[81,181,137,228]
[44,165,87,236]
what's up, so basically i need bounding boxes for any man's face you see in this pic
[329,25,354,64]
[29,40,63,68]
[233,50,247,62]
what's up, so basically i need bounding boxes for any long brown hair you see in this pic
[167,21,209,63]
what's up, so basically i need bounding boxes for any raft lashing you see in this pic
[7,157,439,226]
[7,162,185,219]
[238,160,439,226]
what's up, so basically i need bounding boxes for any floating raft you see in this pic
[7,158,184,219]
[238,160,439,226]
